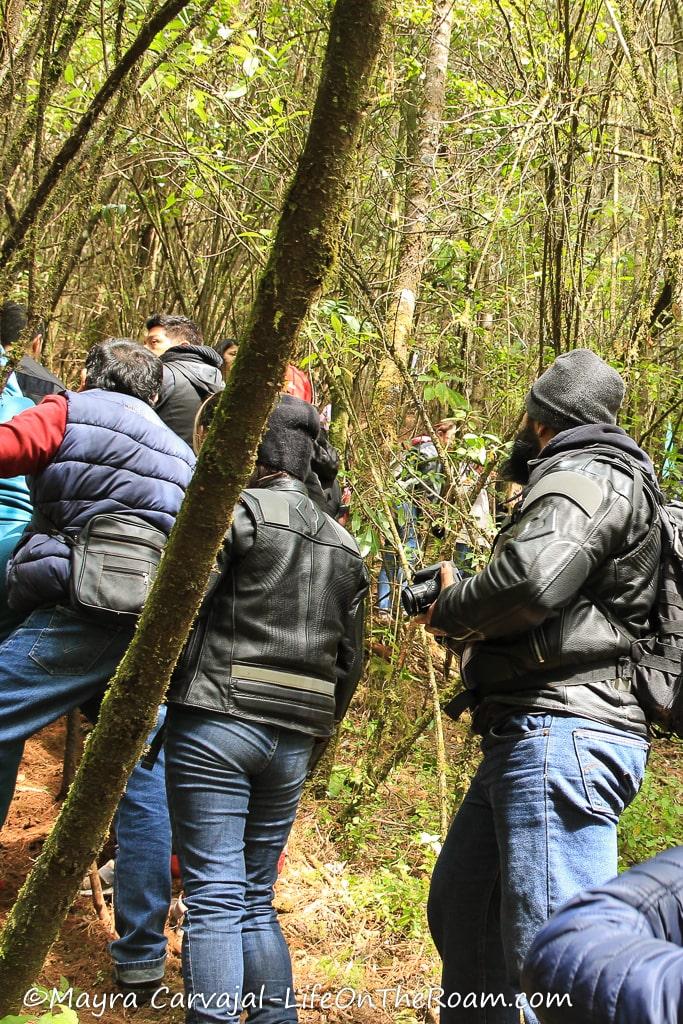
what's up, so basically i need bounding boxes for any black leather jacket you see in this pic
[168,476,368,737]
[431,426,661,736]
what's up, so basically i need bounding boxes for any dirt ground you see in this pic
[0,720,439,1024]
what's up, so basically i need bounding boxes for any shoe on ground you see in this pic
[114,976,163,1007]
[79,858,115,897]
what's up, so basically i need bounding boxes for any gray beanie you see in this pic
[526,349,625,430]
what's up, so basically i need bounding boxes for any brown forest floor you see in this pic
[3,718,680,1024]
[0,720,441,1024]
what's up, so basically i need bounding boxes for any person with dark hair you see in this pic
[434,418,492,575]
[215,337,239,378]
[419,349,659,1022]
[0,337,195,998]
[143,313,223,444]
[144,312,203,351]
[84,336,162,402]
[522,846,683,1024]
[170,393,368,1022]
[0,300,64,404]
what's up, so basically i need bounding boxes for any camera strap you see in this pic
[443,689,474,721]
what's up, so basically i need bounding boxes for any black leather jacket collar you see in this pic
[531,424,658,487]
[253,474,309,495]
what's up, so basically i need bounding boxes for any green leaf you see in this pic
[243,55,260,77]
[341,313,361,333]
[223,84,248,100]
[50,1011,79,1024]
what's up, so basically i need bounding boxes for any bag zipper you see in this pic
[88,532,164,552]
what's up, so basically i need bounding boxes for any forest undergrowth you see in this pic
[2,642,680,1024]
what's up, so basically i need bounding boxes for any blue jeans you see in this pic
[166,708,314,1024]
[0,605,171,983]
[377,502,420,611]
[110,705,171,983]
[428,712,649,1023]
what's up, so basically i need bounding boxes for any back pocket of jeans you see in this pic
[28,607,128,676]
[573,728,648,820]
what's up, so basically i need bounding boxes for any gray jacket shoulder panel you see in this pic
[325,514,362,557]
[241,488,291,527]
[522,470,603,518]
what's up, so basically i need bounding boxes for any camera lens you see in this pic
[401,576,440,617]
[401,586,418,617]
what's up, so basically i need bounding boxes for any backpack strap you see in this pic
[141,717,167,770]
[443,689,474,721]
[572,449,662,650]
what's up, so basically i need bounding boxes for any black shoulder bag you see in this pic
[67,512,167,619]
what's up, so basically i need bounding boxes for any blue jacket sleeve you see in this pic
[522,847,683,1024]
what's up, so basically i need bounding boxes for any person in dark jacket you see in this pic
[144,312,223,445]
[0,300,65,404]
[522,846,683,1024]
[166,393,368,1024]
[0,338,195,996]
[419,349,659,1023]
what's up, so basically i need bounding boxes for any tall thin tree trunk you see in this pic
[372,0,455,445]
[0,0,391,1008]
[57,710,83,801]
[610,0,683,336]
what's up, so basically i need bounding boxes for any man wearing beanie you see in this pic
[165,394,368,1022]
[419,349,661,1023]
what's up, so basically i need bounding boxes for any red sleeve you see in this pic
[0,393,68,476]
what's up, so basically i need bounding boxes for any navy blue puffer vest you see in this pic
[7,389,195,614]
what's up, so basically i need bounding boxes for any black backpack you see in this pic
[594,457,683,736]
[626,499,683,736]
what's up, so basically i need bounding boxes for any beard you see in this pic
[500,421,542,485]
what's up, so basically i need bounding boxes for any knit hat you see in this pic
[258,394,320,481]
[526,349,625,430]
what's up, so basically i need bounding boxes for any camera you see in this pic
[401,561,460,617]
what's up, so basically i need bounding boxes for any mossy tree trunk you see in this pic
[0,0,390,1009]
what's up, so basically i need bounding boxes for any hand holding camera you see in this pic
[402,560,462,624]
